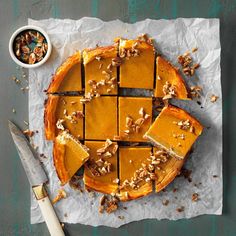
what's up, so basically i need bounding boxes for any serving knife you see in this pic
[8,120,65,236]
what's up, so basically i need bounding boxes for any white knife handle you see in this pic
[33,185,65,236]
[37,196,65,236]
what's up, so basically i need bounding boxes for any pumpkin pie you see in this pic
[119,37,155,89]
[83,45,118,95]
[119,97,152,142]
[155,56,189,99]
[53,131,89,185]
[144,104,203,159]
[44,95,84,140]
[83,140,119,194]
[152,147,186,192]
[119,147,153,201]
[85,96,118,140]
[47,51,82,93]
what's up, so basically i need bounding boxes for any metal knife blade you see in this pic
[8,120,48,186]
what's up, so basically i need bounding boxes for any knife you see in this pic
[8,120,65,236]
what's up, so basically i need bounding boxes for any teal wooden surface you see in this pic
[0,0,235,235]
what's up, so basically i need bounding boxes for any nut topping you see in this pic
[210,94,219,103]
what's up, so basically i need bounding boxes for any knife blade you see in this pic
[8,120,65,236]
[8,120,47,186]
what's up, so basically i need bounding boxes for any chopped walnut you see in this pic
[162,199,169,206]
[98,195,119,214]
[69,175,83,192]
[23,129,34,137]
[210,94,219,103]
[56,119,65,130]
[177,50,200,76]
[192,193,199,202]
[176,206,185,212]
[123,107,150,136]
[119,150,165,191]
[162,81,176,100]
[52,189,67,204]
[126,116,133,128]
[174,119,191,131]
[190,86,202,98]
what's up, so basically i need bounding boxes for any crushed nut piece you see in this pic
[126,116,133,128]
[192,193,199,202]
[162,81,176,99]
[98,195,119,214]
[52,189,67,204]
[99,195,107,206]
[190,86,202,98]
[69,175,83,192]
[56,119,65,130]
[162,199,169,206]
[178,50,200,76]
[176,206,185,212]
[210,94,219,103]
[23,129,34,137]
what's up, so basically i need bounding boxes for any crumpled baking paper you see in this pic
[28,17,222,228]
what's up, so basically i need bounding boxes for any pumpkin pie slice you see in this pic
[119,147,153,201]
[53,131,89,185]
[155,56,189,99]
[83,140,119,194]
[44,95,84,140]
[47,51,82,93]
[144,104,203,159]
[85,96,118,140]
[119,97,152,142]
[83,45,118,95]
[152,147,186,192]
[119,36,155,89]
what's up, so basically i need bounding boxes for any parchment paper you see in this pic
[28,17,222,227]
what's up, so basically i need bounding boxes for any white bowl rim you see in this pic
[9,25,52,69]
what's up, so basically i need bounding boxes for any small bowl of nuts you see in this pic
[9,25,52,68]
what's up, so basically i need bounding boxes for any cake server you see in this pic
[8,120,65,236]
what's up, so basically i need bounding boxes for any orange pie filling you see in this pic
[85,96,118,140]
[44,95,84,140]
[119,147,153,201]
[144,104,203,159]
[119,36,155,89]
[119,97,152,142]
[151,147,187,192]
[83,45,118,96]
[83,140,119,195]
[47,51,82,93]
[155,56,189,100]
[53,131,89,185]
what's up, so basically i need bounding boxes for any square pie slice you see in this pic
[44,95,84,140]
[119,97,152,142]
[83,45,118,95]
[152,147,186,192]
[155,56,189,99]
[83,140,119,195]
[85,96,118,140]
[144,104,203,159]
[47,51,82,93]
[53,131,89,185]
[119,147,153,201]
[119,37,155,89]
